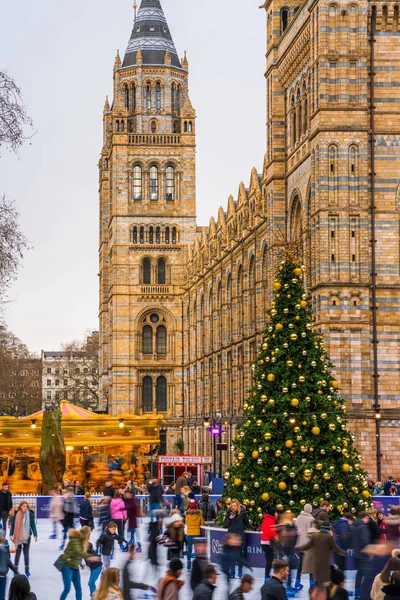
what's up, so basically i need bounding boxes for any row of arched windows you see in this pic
[132,165,175,201]
[122,81,182,113]
[290,78,310,146]
[142,375,167,413]
[131,226,178,245]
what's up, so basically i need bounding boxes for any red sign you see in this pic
[158,455,212,465]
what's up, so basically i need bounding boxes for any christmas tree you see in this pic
[223,257,370,526]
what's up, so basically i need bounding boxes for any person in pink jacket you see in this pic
[109,492,127,549]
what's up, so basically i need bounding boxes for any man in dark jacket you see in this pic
[0,484,12,534]
[193,564,217,600]
[351,512,371,599]
[103,479,115,499]
[333,513,354,571]
[261,560,290,600]
[198,494,216,522]
[191,538,209,592]
[122,545,156,600]
[147,478,164,521]
[229,574,254,600]
[0,528,18,599]
[312,501,331,527]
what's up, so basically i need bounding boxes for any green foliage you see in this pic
[174,437,185,455]
[223,259,370,526]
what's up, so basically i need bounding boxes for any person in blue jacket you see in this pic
[79,493,94,529]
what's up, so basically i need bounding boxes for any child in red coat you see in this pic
[261,506,279,582]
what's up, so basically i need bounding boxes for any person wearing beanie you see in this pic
[294,504,315,590]
[261,507,280,583]
[158,558,184,600]
[191,537,209,592]
[185,501,205,571]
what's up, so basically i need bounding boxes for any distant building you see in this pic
[41,333,99,410]
[0,358,42,416]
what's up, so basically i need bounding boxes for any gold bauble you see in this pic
[304,469,312,477]
[294,267,302,276]
[342,463,350,473]
[262,492,270,502]
[316,463,323,470]
[276,503,284,511]
[285,440,293,448]
[362,490,370,498]
[238,452,245,459]
[290,333,297,341]
[275,323,284,331]
[265,446,270,451]
[337,483,344,491]
[302,421,308,426]
[251,474,255,479]
[291,398,299,407]
[224,472,230,479]
[256,420,262,426]
[300,300,307,309]
[352,487,359,494]
[287,360,293,367]
[261,394,267,402]
[290,450,294,454]
[294,426,300,432]
[329,424,336,431]
[300,500,306,505]
[275,450,282,457]
[267,374,276,382]
[303,476,311,482]
[252,450,259,459]
[234,478,242,486]
[252,439,257,443]
[273,419,277,424]
[273,282,281,291]
[268,399,275,405]
[311,426,321,436]
[264,432,272,440]
[278,481,287,491]
[332,380,339,389]
[299,376,306,383]
[323,473,331,480]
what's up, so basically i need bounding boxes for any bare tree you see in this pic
[0,70,33,154]
[0,195,29,302]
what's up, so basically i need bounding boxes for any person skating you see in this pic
[79,492,94,530]
[96,521,127,569]
[219,534,251,590]
[382,571,400,600]
[121,545,156,600]
[49,488,64,540]
[103,480,115,499]
[99,497,112,532]
[294,504,315,590]
[296,522,346,586]
[164,514,185,561]
[191,537,209,592]
[0,485,12,537]
[229,574,254,600]
[58,526,93,600]
[174,473,188,513]
[85,541,103,598]
[312,502,331,528]
[371,557,400,600]
[351,512,371,599]
[0,529,18,600]
[223,499,251,578]
[110,492,127,550]
[276,511,298,594]
[157,558,184,600]
[10,502,37,579]
[93,567,123,600]
[73,480,84,496]
[261,559,290,600]
[198,495,215,523]
[192,564,218,600]
[332,513,354,573]
[60,488,79,551]
[147,478,164,522]
[261,507,279,583]
[8,574,37,600]
[185,501,205,570]
[124,489,140,549]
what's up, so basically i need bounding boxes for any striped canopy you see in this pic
[22,400,102,421]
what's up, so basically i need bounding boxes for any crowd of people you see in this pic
[0,475,400,600]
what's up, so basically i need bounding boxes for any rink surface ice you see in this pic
[6,519,355,600]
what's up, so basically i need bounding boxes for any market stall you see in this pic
[157,455,212,487]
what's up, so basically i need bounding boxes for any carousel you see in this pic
[0,401,161,494]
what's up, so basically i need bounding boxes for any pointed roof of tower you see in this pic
[123,0,182,69]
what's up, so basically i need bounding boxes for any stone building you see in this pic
[99,0,400,476]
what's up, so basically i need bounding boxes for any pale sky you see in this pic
[1,0,266,353]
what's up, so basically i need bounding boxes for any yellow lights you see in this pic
[119,419,125,429]
[66,446,74,451]
[31,419,37,429]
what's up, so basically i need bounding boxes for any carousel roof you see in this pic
[22,400,102,421]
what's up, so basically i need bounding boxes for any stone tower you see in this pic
[99,0,197,438]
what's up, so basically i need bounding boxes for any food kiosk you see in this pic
[157,455,212,487]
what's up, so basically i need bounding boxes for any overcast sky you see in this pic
[1,0,266,353]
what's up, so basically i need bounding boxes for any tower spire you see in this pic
[123,0,182,69]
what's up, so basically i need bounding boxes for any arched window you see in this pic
[249,256,256,330]
[176,85,181,112]
[156,376,167,412]
[291,195,303,241]
[237,266,243,333]
[156,325,167,354]
[188,121,193,133]
[131,83,136,111]
[281,8,289,33]
[165,227,170,244]
[150,166,158,200]
[166,166,175,200]
[133,166,142,200]
[124,86,129,109]
[226,273,232,340]
[184,121,188,133]
[146,84,151,110]
[120,120,124,132]
[149,227,154,244]
[172,227,177,244]
[142,376,153,412]
[142,326,153,354]
[151,120,157,134]
[140,226,144,244]
[143,258,151,284]
[173,121,180,133]
[156,227,161,244]
[158,259,166,284]
[132,226,137,244]
[156,82,161,110]
[171,83,176,112]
